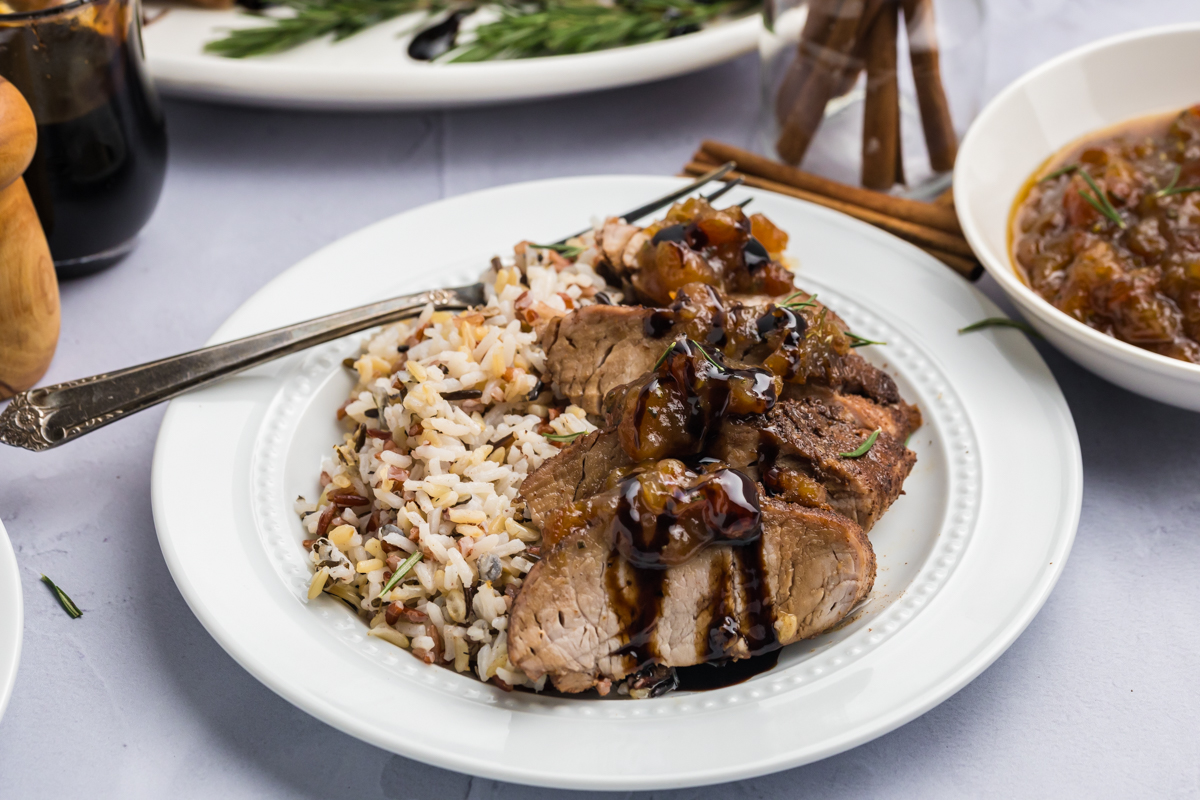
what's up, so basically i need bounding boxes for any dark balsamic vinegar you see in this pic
[674,650,781,691]
[0,0,167,276]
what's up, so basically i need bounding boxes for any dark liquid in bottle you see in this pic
[0,1,167,276]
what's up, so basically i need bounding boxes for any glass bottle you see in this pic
[0,0,167,277]
[760,0,984,197]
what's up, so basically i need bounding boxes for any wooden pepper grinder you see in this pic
[0,75,58,400]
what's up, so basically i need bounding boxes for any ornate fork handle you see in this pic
[0,284,485,452]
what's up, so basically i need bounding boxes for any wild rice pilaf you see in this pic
[296,232,615,689]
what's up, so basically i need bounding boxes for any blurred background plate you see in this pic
[142,9,761,110]
[0,518,22,723]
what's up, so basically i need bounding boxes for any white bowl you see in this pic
[954,23,1200,412]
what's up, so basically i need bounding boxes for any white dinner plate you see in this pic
[152,176,1082,789]
[141,8,760,110]
[0,518,22,723]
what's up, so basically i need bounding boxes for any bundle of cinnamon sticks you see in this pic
[772,0,957,190]
[683,140,981,280]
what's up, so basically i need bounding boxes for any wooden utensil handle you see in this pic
[0,284,484,452]
[0,76,59,401]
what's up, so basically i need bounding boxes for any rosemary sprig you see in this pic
[958,317,1042,338]
[652,340,678,370]
[207,0,752,61]
[690,339,723,369]
[779,290,817,310]
[205,0,446,57]
[447,0,746,62]
[1155,165,1200,198]
[529,242,584,258]
[1039,163,1077,182]
[839,428,880,459]
[543,430,587,442]
[41,575,82,619]
[380,551,423,597]
[844,332,886,348]
[1154,165,1182,197]
[1077,169,1126,229]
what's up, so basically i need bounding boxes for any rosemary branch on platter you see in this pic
[447,0,747,62]
[205,0,447,58]
[204,0,753,61]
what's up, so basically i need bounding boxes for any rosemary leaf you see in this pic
[380,551,423,597]
[690,339,722,369]
[543,430,587,442]
[845,331,886,348]
[780,290,816,307]
[1158,185,1200,197]
[40,575,82,619]
[1078,169,1126,229]
[652,340,677,370]
[1039,163,1078,182]
[782,299,817,310]
[1154,164,1182,197]
[839,428,881,459]
[958,317,1042,338]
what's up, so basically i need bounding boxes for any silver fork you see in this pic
[0,164,739,452]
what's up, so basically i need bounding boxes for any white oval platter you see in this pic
[151,175,1082,789]
[141,9,760,110]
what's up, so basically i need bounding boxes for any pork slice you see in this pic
[713,396,917,532]
[520,392,916,534]
[542,292,911,416]
[595,218,640,271]
[539,304,667,415]
[519,429,632,529]
[509,497,874,692]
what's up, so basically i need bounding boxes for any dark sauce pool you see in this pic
[674,650,782,691]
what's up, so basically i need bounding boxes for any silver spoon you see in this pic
[0,164,739,452]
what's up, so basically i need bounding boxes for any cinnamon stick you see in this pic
[775,0,868,165]
[830,0,887,98]
[933,185,954,206]
[682,161,975,259]
[860,0,900,190]
[683,161,978,278]
[901,0,957,172]
[922,245,983,280]
[773,0,838,125]
[698,140,960,234]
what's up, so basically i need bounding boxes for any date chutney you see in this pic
[1011,105,1200,363]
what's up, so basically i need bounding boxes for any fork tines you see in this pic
[554,161,736,245]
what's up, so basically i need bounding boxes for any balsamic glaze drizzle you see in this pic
[608,465,772,671]
[603,339,782,673]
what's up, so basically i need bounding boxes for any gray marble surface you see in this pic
[2,1,1200,797]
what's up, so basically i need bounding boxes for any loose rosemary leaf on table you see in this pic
[447,0,750,62]
[205,0,448,58]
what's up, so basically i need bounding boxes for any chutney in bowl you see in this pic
[954,23,1200,412]
[1011,106,1200,364]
